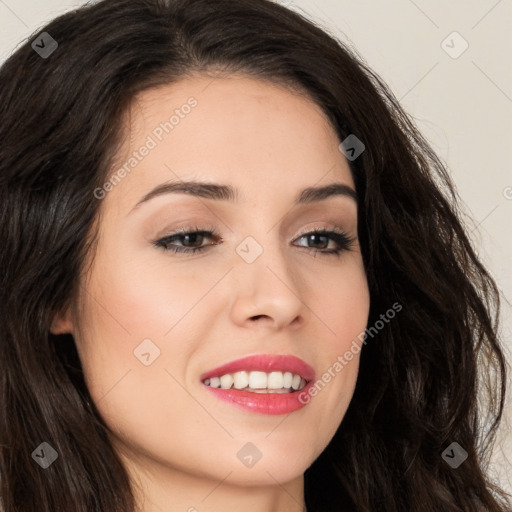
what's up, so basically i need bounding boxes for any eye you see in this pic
[152,225,221,254]
[152,225,356,256]
[293,227,356,256]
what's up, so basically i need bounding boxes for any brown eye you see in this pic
[294,228,355,256]
[153,226,221,254]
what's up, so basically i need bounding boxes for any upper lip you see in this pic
[200,354,315,382]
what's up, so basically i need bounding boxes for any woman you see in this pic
[0,0,510,510]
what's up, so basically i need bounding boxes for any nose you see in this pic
[229,237,308,331]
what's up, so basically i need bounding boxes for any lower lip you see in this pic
[203,381,313,415]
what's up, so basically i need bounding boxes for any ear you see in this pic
[50,307,74,335]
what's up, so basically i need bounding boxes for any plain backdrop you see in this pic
[1,0,511,494]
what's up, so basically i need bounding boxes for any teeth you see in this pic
[233,371,249,389]
[268,371,284,389]
[220,374,233,389]
[249,371,267,389]
[203,370,307,392]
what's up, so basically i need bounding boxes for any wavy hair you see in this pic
[0,0,510,510]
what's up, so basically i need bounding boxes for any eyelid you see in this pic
[152,222,357,258]
[293,222,350,238]
[156,222,351,241]
[156,223,218,238]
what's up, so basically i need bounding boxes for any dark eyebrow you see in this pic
[129,180,357,214]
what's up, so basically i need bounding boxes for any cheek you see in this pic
[303,260,369,436]
[74,259,207,462]
[321,257,370,351]
[83,240,218,346]
[72,249,188,398]
[338,264,370,341]
[74,239,222,414]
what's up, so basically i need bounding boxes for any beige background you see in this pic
[1,0,510,494]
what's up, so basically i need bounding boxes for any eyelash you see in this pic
[153,224,356,257]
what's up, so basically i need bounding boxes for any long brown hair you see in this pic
[0,0,510,510]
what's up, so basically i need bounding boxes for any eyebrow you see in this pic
[129,180,357,214]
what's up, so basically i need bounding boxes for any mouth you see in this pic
[200,354,315,415]
[203,370,308,393]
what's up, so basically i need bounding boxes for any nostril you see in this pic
[251,315,270,321]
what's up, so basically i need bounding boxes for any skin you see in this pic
[51,74,370,512]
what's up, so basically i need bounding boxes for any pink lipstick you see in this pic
[200,354,315,415]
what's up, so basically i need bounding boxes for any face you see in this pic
[52,74,370,487]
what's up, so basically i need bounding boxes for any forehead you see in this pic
[104,74,354,213]
[128,74,339,148]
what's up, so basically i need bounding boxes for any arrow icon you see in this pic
[441,32,468,59]
[339,135,365,161]
[237,442,263,467]
[134,339,161,366]
[32,442,58,468]
[236,236,263,263]
[31,32,58,59]
[441,441,468,468]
